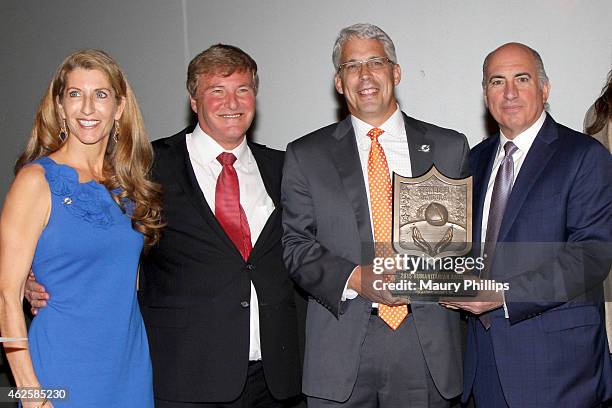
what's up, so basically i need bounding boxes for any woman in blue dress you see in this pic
[0,49,163,407]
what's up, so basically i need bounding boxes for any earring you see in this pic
[59,119,68,143]
[112,120,120,143]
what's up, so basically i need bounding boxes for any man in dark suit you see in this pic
[26,44,303,407]
[441,43,612,407]
[281,23,469,408]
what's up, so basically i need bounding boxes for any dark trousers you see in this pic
[308,314,448,408]
[155,361,302,408]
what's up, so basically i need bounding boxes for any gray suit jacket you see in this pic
[281,113,470,402]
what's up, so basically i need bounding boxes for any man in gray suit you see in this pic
[281,23,469,408]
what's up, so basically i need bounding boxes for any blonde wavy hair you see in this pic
[15,49,163,249]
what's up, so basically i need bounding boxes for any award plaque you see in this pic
[390,166,474,299]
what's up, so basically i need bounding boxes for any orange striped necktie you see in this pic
[367,127,408,330]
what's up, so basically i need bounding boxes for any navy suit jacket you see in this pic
[463,114,612,407]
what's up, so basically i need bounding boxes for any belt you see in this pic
[371,304,412,315]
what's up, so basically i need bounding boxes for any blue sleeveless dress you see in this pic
[27,157,153,407]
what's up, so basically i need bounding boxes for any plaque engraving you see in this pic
[389,166,475,298]
[393,166,472,257]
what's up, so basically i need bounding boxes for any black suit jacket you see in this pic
[140,126,303,403]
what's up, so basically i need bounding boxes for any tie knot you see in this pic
[217,152,237,166]
[367,128,385,141]
[503,141,518,157]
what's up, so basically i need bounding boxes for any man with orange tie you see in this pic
[281,23,469,408]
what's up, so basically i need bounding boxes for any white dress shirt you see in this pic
[481,111,546,243]
[481,111,546,317]
[353,107,413,216]
[186,124,275,361]
[343,106,412,302]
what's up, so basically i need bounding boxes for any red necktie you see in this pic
[215,152,252,260]
[367,128,409,330]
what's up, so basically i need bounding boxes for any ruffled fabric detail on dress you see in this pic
[112,188,136,218]
[37,156,114,229]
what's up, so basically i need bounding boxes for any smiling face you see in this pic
[57,68,125,146]
[190,70,256,150]
[484,44,550,139]
[335,38,401,127]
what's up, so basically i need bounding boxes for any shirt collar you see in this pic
[498,110,547,156]
[351,105,405,141]
[190,123,251,166]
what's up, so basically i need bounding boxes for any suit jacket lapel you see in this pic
[330,117,375,255]
[249,142,281,208]
[497,115,559,242]
[168,132,242,257]
[472,137,499,246]
[328,113,440,259]
[403,113,434,177]
[248,142,282,258]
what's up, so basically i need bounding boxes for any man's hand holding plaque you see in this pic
[348,264,410,306]
[439,277,504,314]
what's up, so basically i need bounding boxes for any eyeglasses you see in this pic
[337,57,394,74]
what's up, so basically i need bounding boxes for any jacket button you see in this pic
[245,263,255,271]
[241,301,250,308]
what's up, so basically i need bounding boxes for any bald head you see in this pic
[482,42,551,139]
[482,42,548,89]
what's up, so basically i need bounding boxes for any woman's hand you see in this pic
[24,272,49,315]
